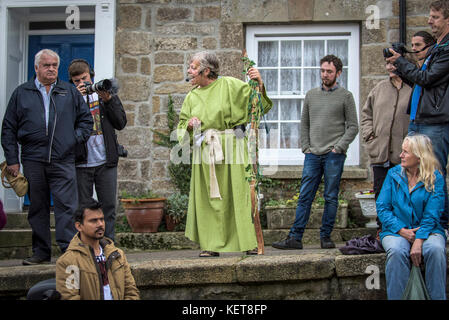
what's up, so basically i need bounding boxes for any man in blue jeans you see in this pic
[272,55,358,250]
[386,0,449,231]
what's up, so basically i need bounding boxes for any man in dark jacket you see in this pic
[68,59,127,241]
[387,0,449,231]
[1,49,93,265]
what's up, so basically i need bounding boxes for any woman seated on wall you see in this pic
[376,134,447,300]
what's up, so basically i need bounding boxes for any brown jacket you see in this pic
[360,78,411,165]
[56,233,140,300]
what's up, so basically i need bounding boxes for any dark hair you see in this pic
[430,0,449,18]
[413,31,437,46]
[320,55,343,73]
[68,59,95,81]
[74,199,103,224]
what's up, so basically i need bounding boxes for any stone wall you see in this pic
[114,0,432,198]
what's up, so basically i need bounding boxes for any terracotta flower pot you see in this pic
[121,198,166,233]
[165,215,177,231]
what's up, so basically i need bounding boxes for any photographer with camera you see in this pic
[68,59,127,241]
[386,0,449,232]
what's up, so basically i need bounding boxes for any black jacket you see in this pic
[75,94,127,167]
[1,77,93,165]
[395,33,449,124]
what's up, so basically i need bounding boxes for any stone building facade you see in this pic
[114,0,432,203]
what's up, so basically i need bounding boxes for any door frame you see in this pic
[0,0,116,211]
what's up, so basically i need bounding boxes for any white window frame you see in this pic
[246,24,360,166]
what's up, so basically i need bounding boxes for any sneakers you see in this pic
[320,237,336,249]
[22,256,51,266]
[272,237,303,250]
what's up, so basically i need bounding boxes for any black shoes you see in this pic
[272,237,303,250]
[22,256,51,266]
[320,237,336,249]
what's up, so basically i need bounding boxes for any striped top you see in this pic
[300,86,358,155]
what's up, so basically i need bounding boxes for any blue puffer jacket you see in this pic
[1,77,93,165]
[376,165,446,241]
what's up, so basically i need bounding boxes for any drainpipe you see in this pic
[399,0,407,44]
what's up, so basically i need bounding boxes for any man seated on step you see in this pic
[56,199,139,300]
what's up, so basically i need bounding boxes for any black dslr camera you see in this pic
[383,42,408,58]
[117,144,128,158]
[83,79,113,95]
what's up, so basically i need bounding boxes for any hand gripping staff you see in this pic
[243,50,264,255]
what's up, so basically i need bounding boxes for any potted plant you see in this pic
[120,189,166,233]
[165,192,189,231]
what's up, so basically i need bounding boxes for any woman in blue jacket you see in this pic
[377,134,446,300]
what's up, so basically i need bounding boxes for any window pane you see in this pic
[280,123,300,149]
[258,41,278,67]
[303,68,321,93]
[280,69,301,95]
[304,40,324,66]
[265,99,279,121]
[280,99,301,121]
[259,123,278,149]
[339,68,348,88]
[328,40,348,65]
[281,41,301,67]
[260,69,278,94]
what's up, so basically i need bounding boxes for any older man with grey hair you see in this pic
[1,49,93,265]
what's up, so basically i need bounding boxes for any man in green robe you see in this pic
[177,52,272,256]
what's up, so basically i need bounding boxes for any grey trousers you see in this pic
[23,160,78,259]
[76,164,118,240]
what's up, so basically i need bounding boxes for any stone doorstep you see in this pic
[0,250,388,299]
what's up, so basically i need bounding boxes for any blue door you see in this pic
[24,34,94,206]
[28,34,95,82]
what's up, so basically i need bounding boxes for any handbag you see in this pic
[401,265,430,300]
[0,161,28,197]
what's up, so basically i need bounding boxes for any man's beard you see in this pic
[322,77,337,88]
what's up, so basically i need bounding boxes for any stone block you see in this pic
[152,96,161,113]
[156,23,216,36]
[389,16,430,29]
[136,0,171,3]
[117,127,152,158]
[393,0,431,16]
[216,51,244,80]
[313,0,372,21]
[362,20,387,44]
[287,0,314,21]
[155,52,184,65]
[151,161,168,180]
[202,37,217,49]
[116,31,152,55]
[154,82,193,94]
[155,37,198,51]
[117,75,151,102]
[361,45,388,76]
[145,8,152,29]
[141,57,151,75]
[153,65,184,83]
[219,23,243,49]
[120,56,138,73]
[156,7,191,22]
[118,5,142,29]
[118,159,139,180]
[221,0,289,23]
[335,253,386,277]
[265,204,348,229]
[194,6,221,21]
[153,113,168,129]
[138,103,151,126]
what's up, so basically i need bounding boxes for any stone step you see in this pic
[0,227,377,260]
[3,212,55,229]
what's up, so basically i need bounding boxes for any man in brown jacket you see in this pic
[361,61,412,200]
[56,199,139,300]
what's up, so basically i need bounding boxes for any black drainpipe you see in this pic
[399,0,407,44]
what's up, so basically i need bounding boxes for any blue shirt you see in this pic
[410,45,438,120]
[34,78,56,130]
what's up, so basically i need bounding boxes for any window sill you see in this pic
[260,165,368,180]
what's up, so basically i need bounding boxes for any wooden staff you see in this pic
[243,50,264,255]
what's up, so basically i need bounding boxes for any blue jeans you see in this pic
[382,234,447,300]
[408,121,449,229]
[289,152,346,240]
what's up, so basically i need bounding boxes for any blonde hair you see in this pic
[402,134,441,192]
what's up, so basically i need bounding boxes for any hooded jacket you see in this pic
[395,33,449,124]
[56,233,140,300]
[376,165,446,242]
[1,77,93,165]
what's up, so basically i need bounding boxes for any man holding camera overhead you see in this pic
[68,59,127,241]
[1,49,93,265]
[386,0,449,231]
